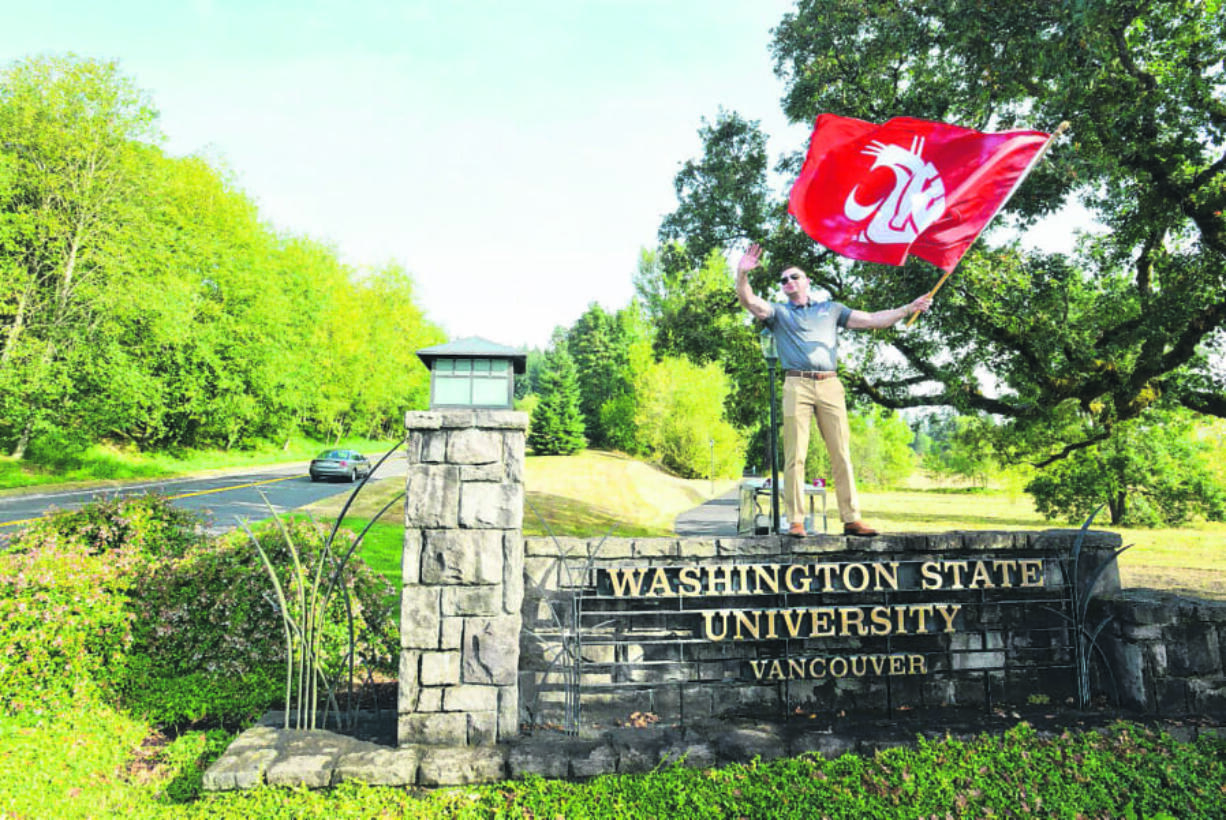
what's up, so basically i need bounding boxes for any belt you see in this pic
[785,370,837,381]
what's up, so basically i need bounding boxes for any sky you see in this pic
[5,0,814,348]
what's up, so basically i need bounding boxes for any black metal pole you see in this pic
[768,358,780,534]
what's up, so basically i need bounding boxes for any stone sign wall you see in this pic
[520,531,1122,729]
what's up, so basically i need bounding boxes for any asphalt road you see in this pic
[0,451,408,535]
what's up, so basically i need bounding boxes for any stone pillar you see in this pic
[399,410,527,747]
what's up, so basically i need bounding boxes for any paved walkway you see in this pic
[673,488,741,536]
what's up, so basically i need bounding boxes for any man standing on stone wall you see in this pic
[736,243,932,537]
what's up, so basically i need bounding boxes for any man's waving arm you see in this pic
[845,294,933,330]
[736,243,774,322]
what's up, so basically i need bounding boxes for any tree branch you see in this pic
[1029,430,1112,469]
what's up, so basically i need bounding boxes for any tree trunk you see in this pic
[1108,491,1126,525]
[11,420,32,460]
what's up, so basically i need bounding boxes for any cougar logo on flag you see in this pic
[788,115,1051,272]
[843,137,946,245]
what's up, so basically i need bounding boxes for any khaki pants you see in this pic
[782,376,860,525]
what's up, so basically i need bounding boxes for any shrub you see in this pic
[0,529,139,716]
[0,496,397,727]
[124,516,398,725]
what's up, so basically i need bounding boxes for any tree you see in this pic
[566,303,623,446]
[0,55,158,457]
[661,1,1226,474]
[527,343,586,456]
[1025,409,1226,527]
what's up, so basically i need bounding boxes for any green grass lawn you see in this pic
[0,435,401,493]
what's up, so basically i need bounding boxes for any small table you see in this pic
[737,478,828,534]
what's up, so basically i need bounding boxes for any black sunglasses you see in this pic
[779,273,802,284]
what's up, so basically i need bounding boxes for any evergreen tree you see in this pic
[527,344,586,455]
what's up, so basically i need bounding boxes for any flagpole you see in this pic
[906,120,1070,328]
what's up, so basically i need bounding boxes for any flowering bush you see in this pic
[0,497,397,726]
[0,528,139,716]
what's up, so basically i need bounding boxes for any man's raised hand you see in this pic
[738,243,763,275]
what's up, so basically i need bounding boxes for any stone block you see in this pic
[420,651,461,686]
[422,529,504,585]
[634,538,678,558]
[498,685,519,740]
[399,712,468,746]
[400,586,440,649]
[449,428,502,464]
[717,537,784,557]
[790,535,846,555]
[440,617,464,650]
[405,411,444,431]
[442,585,501,616]
[584,537,634,559]
[463,615,521,685]
[659,741,717,770]
[1165,622,1221,677]
[333,748,420,787]
[468,711,498,745]
[924,532,962,552]
[405,464,460,527]
[472,409,530,430]
[714,723,785,763]
[1156,678,1188,714]
[437,409,478,428]
[460,482,524,529]
[202,746,277,791]
[503,431,526,482]
[417,687,443,712]
[460,463,504,481]
[444,684,500,712]
[419,431,446,463]
[504,534,524,614]
[266,733,348,789]
[678,539,718,558]
[570,742,619,778]
[398,651,420,712]
[526,536,581,557]
[1189,678,1226,714]
[417,746,507,785]
[402,530,422,585]
[962,531,1016,551]
[508,738,571,778]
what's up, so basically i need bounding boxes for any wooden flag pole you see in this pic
[906,120,1070,328]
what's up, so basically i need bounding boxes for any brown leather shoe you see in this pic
[843,520,878,537]
[788,522,807,537]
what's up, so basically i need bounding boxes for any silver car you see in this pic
[308,449,372,483]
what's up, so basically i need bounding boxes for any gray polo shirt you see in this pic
[764,300,852,372]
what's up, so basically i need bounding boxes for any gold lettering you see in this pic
[912,604,935,633]
[606,567,647,597]
[870,656,886,675]
[839,607,867,637]
[782,609,807,638]
[808,658,827,678]
[733,610,760,641]
[894,606,909,635]
[703,611,729,642]
[921,561,943,590]
[992,560,1018,588]
[1020,560,1044,587]
[749,660,769,680]
[869,606,893,636]
[752,565,780,595]
[873,561,900,592]
[784,564,811,594]
[851,655,867,676]
[763,609,779,640]
[767,660,785,680]
[737,564,751,593]
[647,567,671,597]
[830,657,848,678]
[811,608,836,638]
[969,561,994,589]
[705,565,735,595]
[788,658,806,679]
[909,655,927,675]
[945,561,969,590]
[889,655,906,675]
[843,563,871,592]
[678,567,701,597]
[935,604,961,633]
[815,563,838,592]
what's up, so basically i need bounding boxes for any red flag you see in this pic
[788,115,1051,272]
